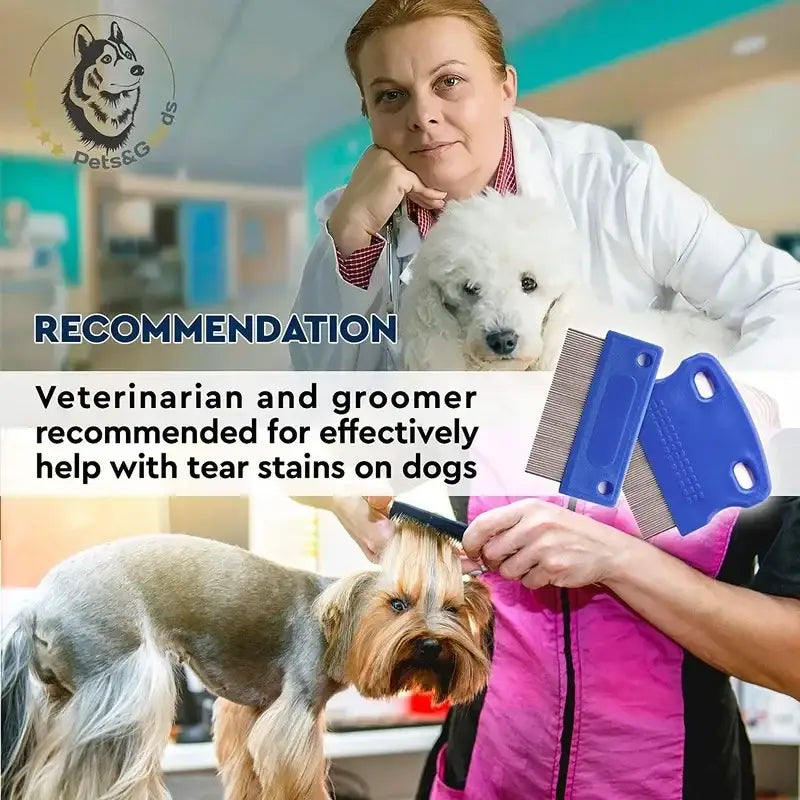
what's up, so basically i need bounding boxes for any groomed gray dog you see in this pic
[1,527,492,800]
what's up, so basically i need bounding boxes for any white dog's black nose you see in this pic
[416,638,442,660]
[131,65,144,76]
[485,329,518,356]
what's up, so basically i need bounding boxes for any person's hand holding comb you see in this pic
[462,499,634,589]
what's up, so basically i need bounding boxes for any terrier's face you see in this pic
[321,522,492,705]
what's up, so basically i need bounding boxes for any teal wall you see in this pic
[303,0,783,241]
[506,0,782,97]
[0,155,82,285]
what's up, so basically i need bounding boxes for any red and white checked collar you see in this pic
[407,116,518,238]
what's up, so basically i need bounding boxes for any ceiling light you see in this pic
[731,34,767,56]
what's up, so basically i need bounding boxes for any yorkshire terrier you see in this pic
[1,521,492,800]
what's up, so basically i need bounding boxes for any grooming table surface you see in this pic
[162,724,444,772]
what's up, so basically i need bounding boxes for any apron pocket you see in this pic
[430,744,467,799]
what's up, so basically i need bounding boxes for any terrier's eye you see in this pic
[390,598,409,613]
[444,605,460,615]
[521,274,538,293]
[463,282,480,296]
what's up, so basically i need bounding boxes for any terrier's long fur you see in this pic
[2,524,492,800]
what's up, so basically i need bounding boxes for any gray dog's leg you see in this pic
[246,674,331,800]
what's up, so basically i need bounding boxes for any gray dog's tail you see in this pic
[1,612,40,796]
[2,616,178,800]
[15,631,177,800]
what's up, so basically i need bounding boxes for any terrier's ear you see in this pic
[463,578,493,652]
[315,571,378,681]
[317,571,376,641]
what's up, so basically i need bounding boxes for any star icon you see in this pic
[51,143,64,156]
[148,125,168,146]
[38,130,51,144]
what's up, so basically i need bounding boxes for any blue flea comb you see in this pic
[526,328,664,507]
[526,328,771,537]
[621,353,771,537]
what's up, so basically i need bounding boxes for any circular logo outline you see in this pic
[26,14,177,161]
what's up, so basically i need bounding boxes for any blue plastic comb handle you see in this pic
[560,331,663,506]
[638,353,771,534]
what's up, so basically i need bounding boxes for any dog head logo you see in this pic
[27,15,177,167]
[62,22,144,151]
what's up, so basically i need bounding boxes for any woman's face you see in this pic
[358,16,517,199]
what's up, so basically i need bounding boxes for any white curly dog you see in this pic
[398,190,738,375]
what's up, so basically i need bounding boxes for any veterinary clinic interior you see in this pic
[2,0,800,798]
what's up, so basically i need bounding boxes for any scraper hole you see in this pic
[597,481,613,496]
[693,371,715,399]
[733,462,755,491]
[636,353,652,367]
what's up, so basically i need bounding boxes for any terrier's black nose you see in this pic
[131,65,144,76]
[485,329,518,355]
[416,638,442,659]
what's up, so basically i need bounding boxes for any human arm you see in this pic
[288,220,388,371]
[605,521,800,699]
[289,146,445,371]
[622,141,800,370]
[464,498,800,699]
[289,495,395,562]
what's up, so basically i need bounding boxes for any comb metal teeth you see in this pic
[526,327,676,539]
[622,442,676,538]
[526,327,677,539]
[526,329,605,481]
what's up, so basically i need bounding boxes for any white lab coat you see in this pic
[289,108,800,372]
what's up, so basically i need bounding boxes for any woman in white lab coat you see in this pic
[289,2,800,800]
[289,1,800,374]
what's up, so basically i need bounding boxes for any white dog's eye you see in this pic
[463,282,480,296]
[521,275,538,293]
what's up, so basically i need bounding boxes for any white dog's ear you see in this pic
[399,276,467,370]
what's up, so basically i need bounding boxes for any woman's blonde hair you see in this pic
[345,0,508,114]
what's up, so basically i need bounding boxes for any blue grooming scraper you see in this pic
[526,328,771,537]
[622,353,771,537]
